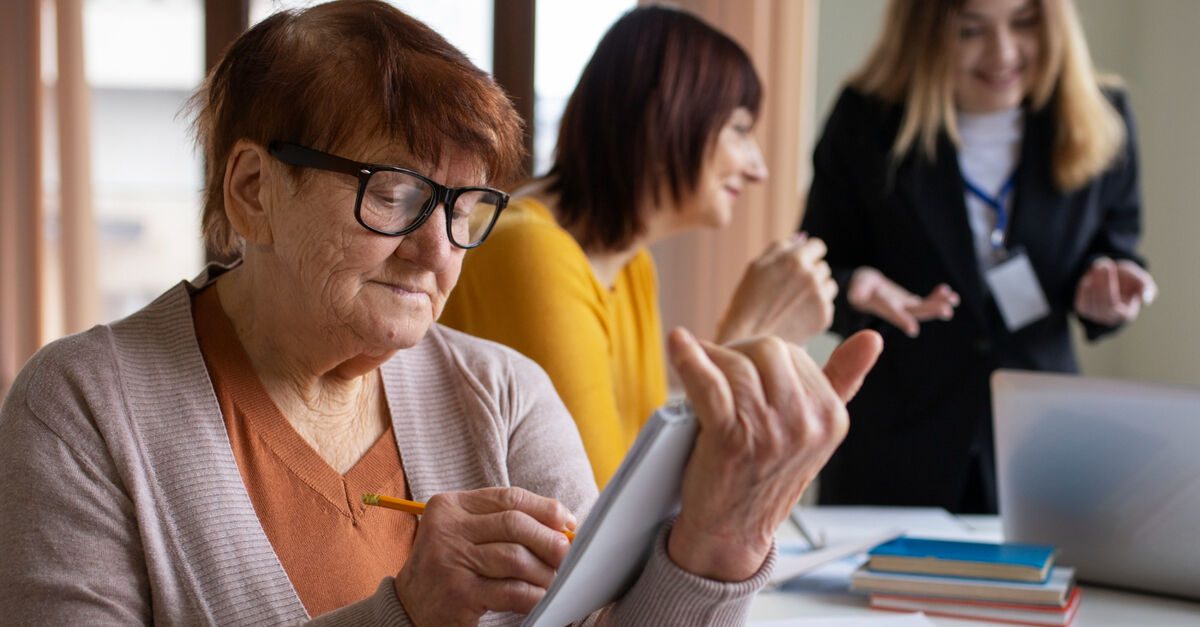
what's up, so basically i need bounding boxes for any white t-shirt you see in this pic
[957,107,1023,271]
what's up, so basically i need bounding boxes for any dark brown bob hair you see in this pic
[189,0,524,256]
[547,5,762,252]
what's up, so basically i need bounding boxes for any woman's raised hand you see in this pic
[664,328,882,581]
[1074,256,1157,326]
[847,266,959,338]
[717,234,838,346]
[393,487,576,625]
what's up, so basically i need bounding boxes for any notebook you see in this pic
[851,565,1076,605]
[867,536,1055,582]
[522,401,698,627]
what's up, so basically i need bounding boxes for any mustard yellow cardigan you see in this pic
[441,198,667,487]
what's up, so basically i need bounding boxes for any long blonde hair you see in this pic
[851,0,1124,191]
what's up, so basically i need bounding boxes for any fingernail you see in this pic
[793,231,808,242]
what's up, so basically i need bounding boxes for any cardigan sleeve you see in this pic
[0,352,154,625]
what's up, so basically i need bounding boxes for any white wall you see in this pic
[808,0,1200,388]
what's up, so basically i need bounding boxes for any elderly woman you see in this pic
[0,1,879,625]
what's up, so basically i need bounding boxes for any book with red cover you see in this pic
[869,586,1082,626]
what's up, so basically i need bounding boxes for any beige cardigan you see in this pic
[0,266,773,626]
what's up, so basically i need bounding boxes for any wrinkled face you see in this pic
[266,143,484,351]
[680,107,768,228]
[952,0,1043,114]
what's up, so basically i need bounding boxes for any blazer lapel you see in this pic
[1007,105,1062,279]
[899,142,990,326]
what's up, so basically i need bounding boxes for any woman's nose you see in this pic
[990,26,1020,67]
[395,204,456,269]
[743,138,769,182]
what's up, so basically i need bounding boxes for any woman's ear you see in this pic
[223,140,274,247]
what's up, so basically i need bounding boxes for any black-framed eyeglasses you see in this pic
[267,141,509,249]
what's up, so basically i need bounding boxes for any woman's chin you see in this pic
[364,319,434,352]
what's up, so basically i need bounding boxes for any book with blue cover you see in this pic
[868,536,1055,582]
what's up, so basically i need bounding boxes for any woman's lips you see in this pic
[974,69,1023,89]
[373,280,431,301]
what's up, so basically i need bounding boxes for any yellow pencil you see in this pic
[362,493,576,541]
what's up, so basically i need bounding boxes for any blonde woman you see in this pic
[802,0,1157,513]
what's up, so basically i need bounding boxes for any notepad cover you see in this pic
[522,401,697,627]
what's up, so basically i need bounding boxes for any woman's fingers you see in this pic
[468,542,558,589]
[821,330,884,403]
[874,293,921,337]
[464,510,571,570]
[714,336,799,427]
[1075,257,1154,325]
[397,486,575,625]
[456,486,576,533]
[1116,259,1157,305]
[716,235,834,345]
[668,327,736,431]
[850,267,926,336]
[473,578,547,616]
[798,236,828,265]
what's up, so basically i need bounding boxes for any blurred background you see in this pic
[2,0,1197,398]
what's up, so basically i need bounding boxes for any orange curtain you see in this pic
[0,0,97,398]
[0,0,45,398]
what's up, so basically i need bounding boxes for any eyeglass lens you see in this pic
[360,170,502,246]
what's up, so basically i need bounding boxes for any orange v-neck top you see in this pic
[191,285,417,618]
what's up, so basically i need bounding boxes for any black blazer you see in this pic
[802,86,1144,513]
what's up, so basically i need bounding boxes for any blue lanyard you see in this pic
[963,169,1017,250]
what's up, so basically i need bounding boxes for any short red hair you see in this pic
[189,0,524,255]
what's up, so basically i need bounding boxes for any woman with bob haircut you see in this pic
[442,5,838,487]
[802,0,1157,513]
[0,0,882,624]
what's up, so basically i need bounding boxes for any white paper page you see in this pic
[770,529,903,586]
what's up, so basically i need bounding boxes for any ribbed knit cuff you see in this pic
[604,521,777,626]
[304,577,413,626]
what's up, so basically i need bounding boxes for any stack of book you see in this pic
[851,536,1080,626]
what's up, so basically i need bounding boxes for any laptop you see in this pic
[992,369,1200,600]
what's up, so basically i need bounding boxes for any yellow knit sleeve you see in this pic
[440,209,627,486]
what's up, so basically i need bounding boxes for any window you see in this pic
[532,0,634,175]
[249,0,493,72]
[68,0,205,323]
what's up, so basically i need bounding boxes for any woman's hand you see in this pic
[1074,257,1157,326]
[665,328,882,581]
[393,487,577,626]
[716,234,837,346]
[847,266,959,337]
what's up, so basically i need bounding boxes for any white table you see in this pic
[749,508,1200,626]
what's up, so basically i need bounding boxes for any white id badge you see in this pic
[984,249,1050,331]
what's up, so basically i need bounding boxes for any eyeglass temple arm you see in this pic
[268,141,366,177]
